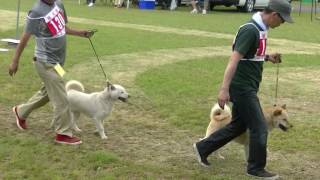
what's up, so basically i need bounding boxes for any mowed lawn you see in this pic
[0,0,319,179]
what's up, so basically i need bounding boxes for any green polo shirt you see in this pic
[230,20,265,93]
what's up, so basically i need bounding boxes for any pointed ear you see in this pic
[273,109,282,116]
[106,81,115,91]
[107,80,112,87]
[281,104,286,109]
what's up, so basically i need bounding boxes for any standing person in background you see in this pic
[193,0,293,179]
[190,0,209,14]
[8,0,94,145]
[87,0,96,7]
[114,0,124,8]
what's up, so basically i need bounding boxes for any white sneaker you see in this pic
[190,9,198,14]
[88,2,94,7]
[202,10,207,14]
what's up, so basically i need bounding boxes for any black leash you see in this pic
[274,63,280,106]
[88,30,108,81]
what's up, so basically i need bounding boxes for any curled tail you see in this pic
[210,103,231,121]
[65,80,85,92]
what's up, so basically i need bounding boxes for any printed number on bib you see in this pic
[256,31,267,56]
[44,6,66,37]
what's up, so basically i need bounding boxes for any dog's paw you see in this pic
[73,127,82,132]
[101,135,108,140]
[217,154,225,160]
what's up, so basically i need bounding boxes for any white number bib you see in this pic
[44,5,66,37]
[256,31,267,57]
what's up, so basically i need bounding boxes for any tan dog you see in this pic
[205,103,292,159]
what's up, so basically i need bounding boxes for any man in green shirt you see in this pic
[193,0,293,179]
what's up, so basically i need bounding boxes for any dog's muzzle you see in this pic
[279,124,288,131]
[118,97,127,102]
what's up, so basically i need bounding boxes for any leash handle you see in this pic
[88,37,108,81]
[89,29,98,34]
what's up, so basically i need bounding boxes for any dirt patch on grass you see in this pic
[69,16,320,55]
[68,46,230,87]
[69,17,234,39]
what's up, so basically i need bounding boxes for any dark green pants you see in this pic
[197,90,268,173]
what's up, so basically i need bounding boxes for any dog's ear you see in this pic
[107,81,112,87]
[273,109,282,116]
[106,81,116,90]
[281,104,287,110]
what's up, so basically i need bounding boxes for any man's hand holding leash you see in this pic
[83,29,97,38]
[65,27,96,38]
[265,53,282,64]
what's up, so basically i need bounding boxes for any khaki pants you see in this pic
[17,61,73,136]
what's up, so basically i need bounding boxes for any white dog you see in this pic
[65,80,129,139]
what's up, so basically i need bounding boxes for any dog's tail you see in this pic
[65,80,85,92]
[210,103,231,121]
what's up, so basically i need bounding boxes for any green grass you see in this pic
[135,55,320,152]
[0,1,320,179]
[1,0,320,43]
[136,56,227,131]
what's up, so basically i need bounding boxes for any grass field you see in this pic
[0,0,319,179]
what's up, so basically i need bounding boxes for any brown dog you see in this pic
[205,103,292,159]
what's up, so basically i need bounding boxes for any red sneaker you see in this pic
[12,106,27,130]
[55,134,82,145]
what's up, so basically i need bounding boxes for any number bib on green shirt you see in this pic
[231,21,268,92]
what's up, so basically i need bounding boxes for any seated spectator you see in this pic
[190,0,209,14]
[158,0,171,9]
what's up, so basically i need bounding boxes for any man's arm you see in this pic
[9,32,32,76]
[218,51,243,109]
[65,26,94,38]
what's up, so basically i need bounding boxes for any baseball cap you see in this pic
[268,0,293,23]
